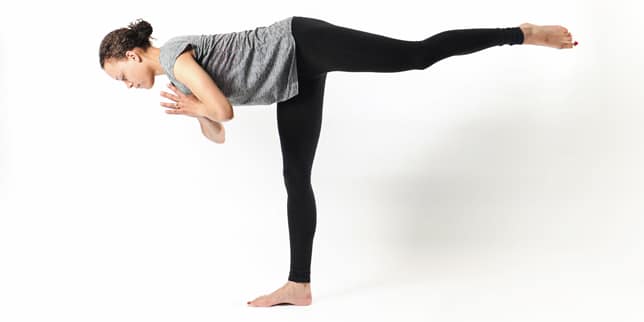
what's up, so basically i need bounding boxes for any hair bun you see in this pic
[128,18,153,39]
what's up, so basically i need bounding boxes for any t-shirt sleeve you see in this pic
[159,37,195,95]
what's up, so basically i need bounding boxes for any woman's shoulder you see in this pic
[160,36,200,62]
[160,35,200,53]
[159,36,202,78]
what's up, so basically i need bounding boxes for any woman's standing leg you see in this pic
[277,73,327,284]
[247,73,326,307]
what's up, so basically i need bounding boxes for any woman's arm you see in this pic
[198,116,226,144]
[174,50,234,122]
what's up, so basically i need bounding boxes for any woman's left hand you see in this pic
[160,83,205,118]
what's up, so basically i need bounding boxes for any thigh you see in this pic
[291,16,422,76]
[276,73,327,174]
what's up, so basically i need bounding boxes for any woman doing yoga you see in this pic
[99,15,577,307]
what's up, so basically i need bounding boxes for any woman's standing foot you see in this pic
[519,23,578,49]
[247,281,312,307]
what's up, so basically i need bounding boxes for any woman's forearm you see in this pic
[198,116,226,144]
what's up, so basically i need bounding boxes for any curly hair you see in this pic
[99,19,155,68]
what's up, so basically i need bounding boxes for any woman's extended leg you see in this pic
[290,16,574,80]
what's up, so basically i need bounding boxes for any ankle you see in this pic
[287,281,311,288]
[519,23,534,44]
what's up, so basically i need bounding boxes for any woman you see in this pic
[99,15,577,307]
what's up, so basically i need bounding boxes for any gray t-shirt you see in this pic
[159,16,299,106]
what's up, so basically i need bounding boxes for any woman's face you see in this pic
[103,50,155,89]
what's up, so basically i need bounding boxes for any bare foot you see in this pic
[519,23,578,49]
[247,281,312,307]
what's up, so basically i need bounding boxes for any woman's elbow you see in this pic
[214,98,234,121]
[221,104,234,122]
[221,111,234,122]
[214,105,234,122]
[203,102,234,122]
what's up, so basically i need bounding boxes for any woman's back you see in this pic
[159,16,299,106]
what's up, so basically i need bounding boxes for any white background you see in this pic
[1,0,643,321]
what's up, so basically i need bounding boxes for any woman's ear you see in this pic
[125,50,141,62]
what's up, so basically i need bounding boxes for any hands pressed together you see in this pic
[160,83,205,118]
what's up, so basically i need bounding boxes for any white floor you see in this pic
[1,190,642,322]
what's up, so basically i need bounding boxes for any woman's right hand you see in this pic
[160,83,207,118]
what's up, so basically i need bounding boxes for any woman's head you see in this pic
[99,19,157,89]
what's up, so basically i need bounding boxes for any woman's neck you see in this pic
[141,47,165,76]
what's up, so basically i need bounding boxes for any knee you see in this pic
[411,41,432,70]
[414,37,448,70]
[283,167,312,192]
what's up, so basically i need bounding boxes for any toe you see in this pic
[248,295,266,306]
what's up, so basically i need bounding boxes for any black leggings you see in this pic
[276,16,524,283]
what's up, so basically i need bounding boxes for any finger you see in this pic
[167,83,183,97]
[160,102,179,109]
[160,91,180,101]
[165,108,184,115]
